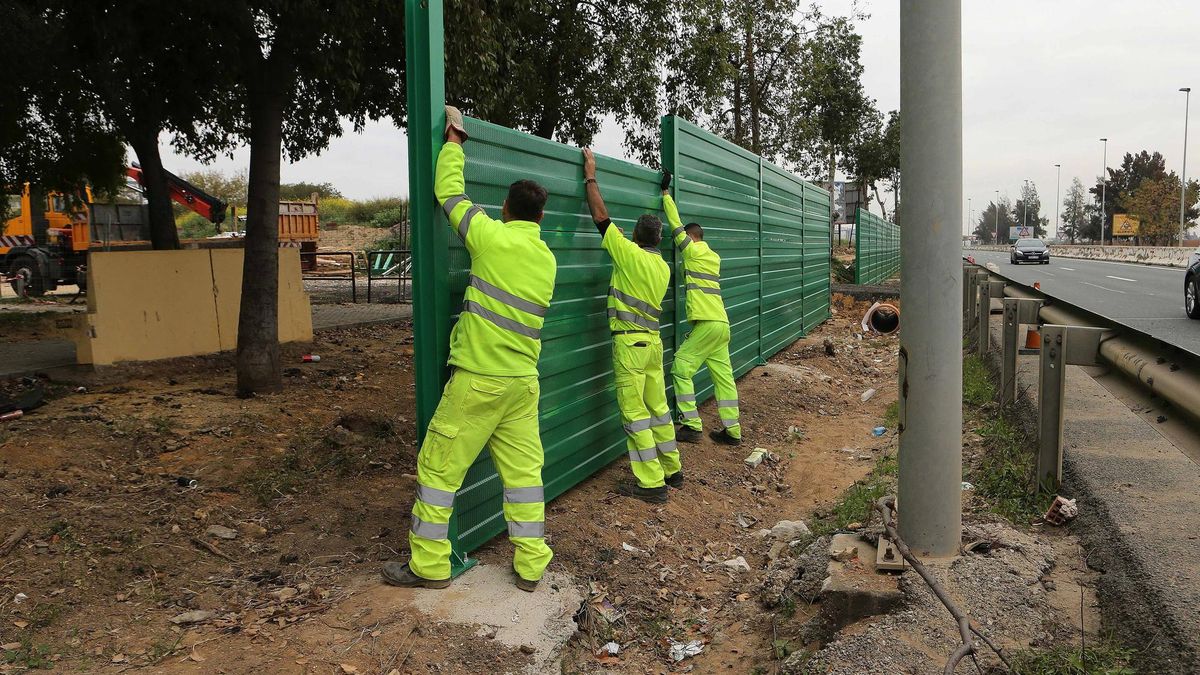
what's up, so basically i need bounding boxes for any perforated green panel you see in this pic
[854,207,900,285]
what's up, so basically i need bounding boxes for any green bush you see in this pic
[177,213,217,239]
[319,197,354,224]
[349,197,406,223]
[370,205,408,229]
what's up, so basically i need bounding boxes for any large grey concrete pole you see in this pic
[898,0,963,557]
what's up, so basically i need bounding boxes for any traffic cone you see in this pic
[1025,327,1042,350]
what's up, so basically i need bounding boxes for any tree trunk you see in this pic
[128,129,180,250]
[828,147,838,245]
[746,16,759,155]
[236,65,288,397]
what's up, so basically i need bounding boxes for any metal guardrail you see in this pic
[366,249,411,303]
[964,262,1200,492]
[301,250,357,303]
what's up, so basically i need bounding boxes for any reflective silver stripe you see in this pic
[641,246,661,255]
[470,275,548,317]
[686,283,722,295]
[463,300,541,339]
[608,287,662,319]
[457,205,485,239]
[416,484,456,508]
[411,514,449,540]
[504,486,544,504]
[672,225,686,237]
[650,412,673,427]
[717,399,740,408]
[656,439,678,454]
[686,270,720,282]
[607,308,659,331]
[623,417,653,435]
[628,447,659,462]
[722,417,740,428]
[681,409,700,419]
[508,521,545,538]
[442,194,468,216]
[676,394,696,403]
[677,237,691,250]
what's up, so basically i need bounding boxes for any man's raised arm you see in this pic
[660,173,690,252]
[435,106,493,248]
[582,148,611,235]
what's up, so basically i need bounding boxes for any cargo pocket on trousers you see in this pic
[420,415,460,473]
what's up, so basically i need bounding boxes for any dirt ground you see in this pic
[0,296,901,674]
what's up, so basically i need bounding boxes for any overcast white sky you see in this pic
[161,1,1197,238]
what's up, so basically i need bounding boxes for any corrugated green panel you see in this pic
[853,208,900,285]
[664,117,763,405]
[444,117,676,555]
[761,160,814,354]
[662,116,831,393]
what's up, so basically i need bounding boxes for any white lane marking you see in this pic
[1106,275,1137,282]
[1043,272,1056,276]
[1059,267,1076,271]
[1080,281,1126,294]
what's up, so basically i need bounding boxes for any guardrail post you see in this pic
[962,264,973,327]
[977,272,992,357]
[1037,324,1105,491]
[966,270,980,340]
[1037,325,1067,491]
[1000,297,1043,405]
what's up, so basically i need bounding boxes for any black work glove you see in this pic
[660,169,673,191]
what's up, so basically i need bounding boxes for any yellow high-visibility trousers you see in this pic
[672,320,741,439]
[408,370,552,582]
[613,334,680,488]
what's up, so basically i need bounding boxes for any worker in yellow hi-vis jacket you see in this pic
[582,148,681,503]
[662,188,743,446]
[382,107,557,592]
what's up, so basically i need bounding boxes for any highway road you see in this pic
[967,249,1200,357]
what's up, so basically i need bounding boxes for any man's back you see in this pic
[603,226,670,333]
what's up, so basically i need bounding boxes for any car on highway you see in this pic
[1186,250,1200,319]
[1010,238,1050,265]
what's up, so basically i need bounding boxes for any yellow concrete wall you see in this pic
[74,248,312,366]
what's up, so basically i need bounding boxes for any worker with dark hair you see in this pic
[383,106,557,592]
[662,188,742,446]
[582,147,681,503]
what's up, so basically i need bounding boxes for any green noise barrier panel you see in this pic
[853,207,901,285]
[409,103,831,567]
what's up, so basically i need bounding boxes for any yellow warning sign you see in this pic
[1112,214,1139,236]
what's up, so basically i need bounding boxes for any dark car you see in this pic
[1186,251,1200,319]
[1010,238,1050,265]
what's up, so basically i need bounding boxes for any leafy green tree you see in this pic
[1060,177,1089,244]
[0,4,126,222]
[974,199,1014,245]
[279,182,343,200]
[441,0,674,159]
[1012,182,1048,238]
[845,108,900,222]
[28,0,237,250]
[198,0,405,396]
[1123,174,1200,245]
[181,169,249,210]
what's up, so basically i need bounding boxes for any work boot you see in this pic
[616,481,669,504]
[665,471,684,489]
[709,429,742,446]
[381,561,451,589]
[513,569,539,593]
[676,425,702,443]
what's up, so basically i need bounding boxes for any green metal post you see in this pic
[661,116,685,378]
[406,0,475,577]
[757,157,765,365]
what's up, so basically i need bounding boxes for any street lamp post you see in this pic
[1022,180,1029,230]
[1054,164,1061,240]
[1100,138,1108,244]
[1182,88,1191,241]
[968,198,972,233]
[994,189,1000,242]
